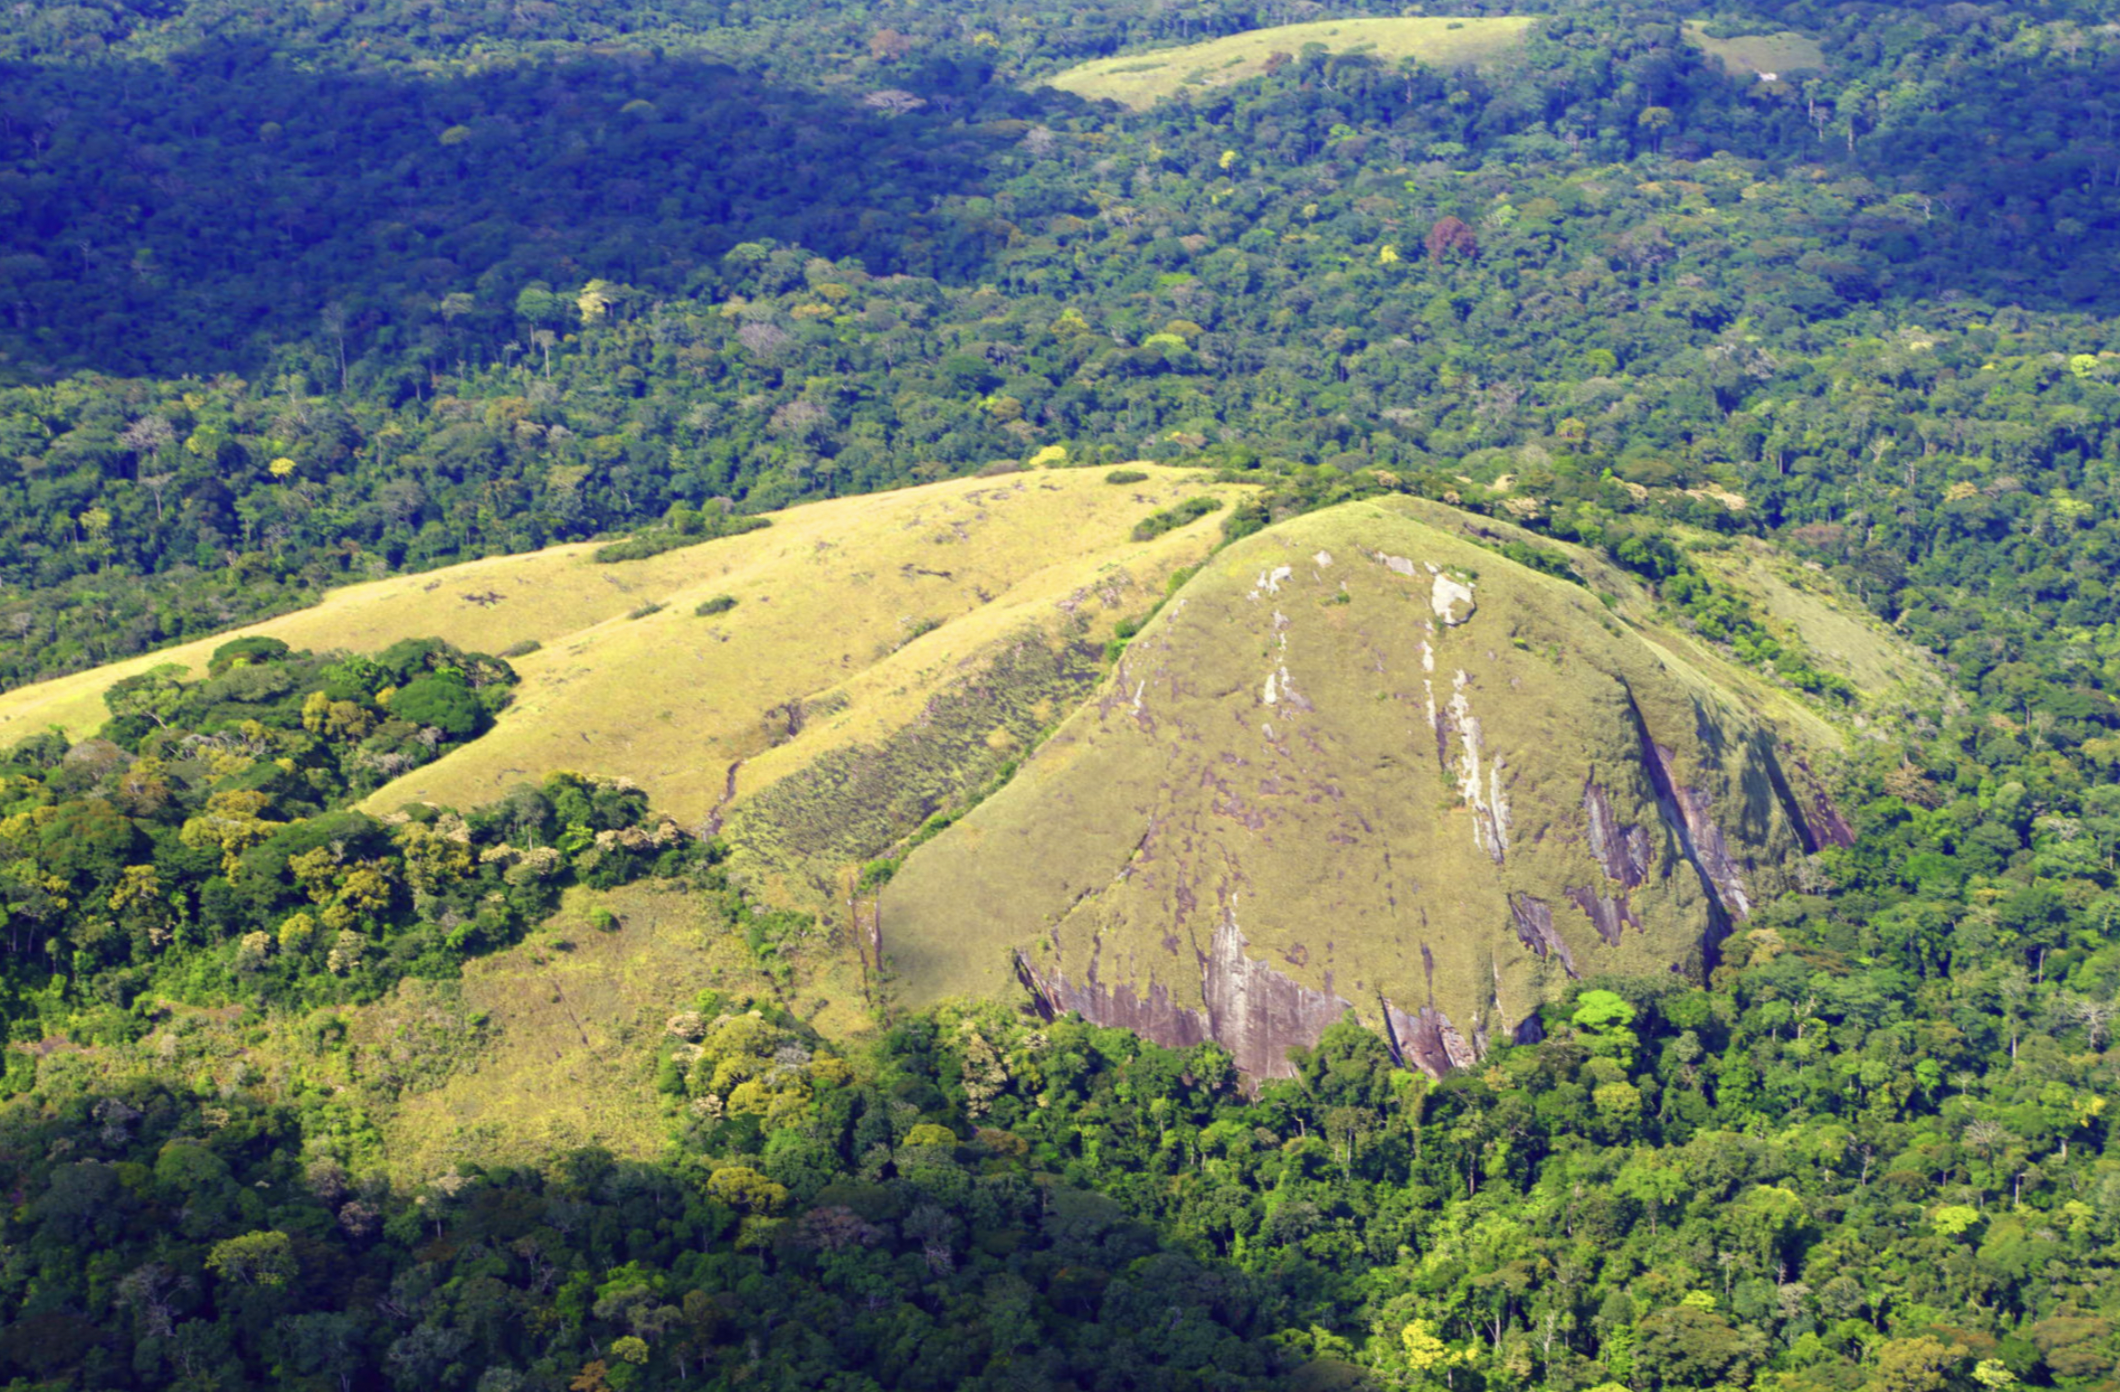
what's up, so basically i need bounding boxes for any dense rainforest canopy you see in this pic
[6,0,2120,1390]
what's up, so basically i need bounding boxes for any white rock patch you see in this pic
[1431,573,1476,625]
[1449,670,1509,865]
[1252,564,1294,597]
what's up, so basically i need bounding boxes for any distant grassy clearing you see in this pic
[374,881,757,1176]
[1041,16,1534,109]
[1683,21,1825,76]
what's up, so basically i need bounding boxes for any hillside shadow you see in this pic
[1676,27,2120,316]
[0,43,1045,378]
[1849,39,2120,314]
[0,1078,1342,1388]
[5,25,2116,381]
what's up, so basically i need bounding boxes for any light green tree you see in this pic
[1401,1320,1479,1386]
[206,1231,297,1287]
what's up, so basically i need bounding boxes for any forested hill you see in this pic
[7,2,2120,1391]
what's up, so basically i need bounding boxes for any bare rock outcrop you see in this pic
[1016,914,1359,1079]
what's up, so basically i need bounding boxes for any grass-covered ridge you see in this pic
[0,469,1249,830]
[1040,15,1534,109]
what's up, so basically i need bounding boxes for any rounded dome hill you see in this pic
[879,497,1855,1078]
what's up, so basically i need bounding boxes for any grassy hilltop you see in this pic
[0,475,1933,1164]
[1041,16,1533,108]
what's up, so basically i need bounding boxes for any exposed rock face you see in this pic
[1566,886,1641,947]
[881,498,1854,1078]
[1582,778,1652,888]
[1382,1000,1481,1076]
[1014,953,1212,1053]
[1198,918,1356,1077]
[1509,894,1577,978]
[1015,916,1359,1079]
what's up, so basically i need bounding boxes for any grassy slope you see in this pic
[364,469,1244,826]
[0,469,1249,1154]
[879,497,1919,1043]
[370,881,761,1177]
[1683,21,1826,77]
[33,881,774,1178]
[1042,16,1533,109]
[0,468,1247,830]
[1690,535,1938,702]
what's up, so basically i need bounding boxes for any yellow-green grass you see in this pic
[358,468,1243,826]
[1683,21,1826,77]
[370,881,764,1178]
[1041,16,1534,109]
[1687,536,1940,704]
[0,468,1249,830]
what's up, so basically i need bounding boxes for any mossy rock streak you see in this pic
[880,499,1852,1078]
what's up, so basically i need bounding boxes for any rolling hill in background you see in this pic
[1039,16,1534,108]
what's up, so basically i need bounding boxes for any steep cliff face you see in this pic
[880,498,1855,1078]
